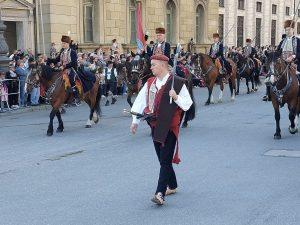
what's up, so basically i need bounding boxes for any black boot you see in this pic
[111,97,117,105]
[72,87,81,106]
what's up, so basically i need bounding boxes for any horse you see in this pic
[231,52,261,94]
[264,51,300,139]
[191,53,237,105]
[176,62,196,128]
[26,63,101,136]
[125,54,153,107]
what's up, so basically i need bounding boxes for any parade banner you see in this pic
[136,1,145,52]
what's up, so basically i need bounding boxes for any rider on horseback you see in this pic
[209,33,232,75]
[243,38,258,71]
[50,35,80,106]
[263,19,300,101]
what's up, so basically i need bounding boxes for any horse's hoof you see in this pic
[60,108,66,114]
[94,118,99,124]
[47,131,53,136]
[56,127,64,133]
[247,91,250,94]
[85,125,92,128]
[205,102,210,106]
[218,99,222,103]
[289,126,298,134]
[182,123,188,128]
[274,133,281,139]
[235,92,239,95]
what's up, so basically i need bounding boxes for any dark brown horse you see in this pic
[264,51,300,139]
[26,64,101,136]
[191,53,237,105]
[231,52,261,94]
[125,55,152,107]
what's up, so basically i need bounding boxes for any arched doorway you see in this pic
[166,0,176,43]
[196,4,205,44]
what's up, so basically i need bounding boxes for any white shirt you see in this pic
[283,37,293,53]
[106,68,118,80]
[131,73,193,124]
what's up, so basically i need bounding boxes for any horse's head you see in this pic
[26,63,41,93]
[264,50,287,84]
[130,54,144,79]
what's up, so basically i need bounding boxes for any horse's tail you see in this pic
[184,82,196,121]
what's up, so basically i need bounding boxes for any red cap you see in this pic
[150,54,169,62]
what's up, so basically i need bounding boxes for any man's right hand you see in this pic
[130,123,138,134]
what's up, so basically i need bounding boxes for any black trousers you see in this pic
[105,81,117,96]
[153,130,178,196]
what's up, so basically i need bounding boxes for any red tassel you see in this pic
[172,141,181,164]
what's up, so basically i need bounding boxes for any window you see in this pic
[271,20,276,46]
[272,4,277,14]
[255,18,262,47]
[237,16,244,47]
[83,0,94,42]
[298,9,300,17]
[286,7,290,16]
[219,0,224,7]
[218,14,224,40]
[166,0,176,43]
[129,0,137,44]
[256,2,262,12]
[196,5,205,43]
[238,0,245,10]
[297,22,300,35]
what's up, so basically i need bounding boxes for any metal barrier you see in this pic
[0,78,20,112]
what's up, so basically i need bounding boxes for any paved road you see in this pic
[0,84,299,225]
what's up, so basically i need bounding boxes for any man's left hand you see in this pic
[169,89,178,101]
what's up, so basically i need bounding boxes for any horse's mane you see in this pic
[41,64,58,81]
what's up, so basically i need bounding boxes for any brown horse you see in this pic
[191,53,237,105]
[26,64,101,136]
[264,51,300,139]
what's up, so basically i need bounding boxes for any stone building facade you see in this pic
[218,0,300,47]
[0,0,35,54]
[0,0,219,55]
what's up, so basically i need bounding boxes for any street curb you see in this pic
[0,104,53,116]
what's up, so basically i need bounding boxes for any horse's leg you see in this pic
[288,105,298,134]
[127,90,133,107]
[205,86,213,105]
[85,108,94,128]
[236,74,240,95]
[250,74,255,91]
[47,108,57,136]
[56,110,64,133]
[218,82,224,103]
[272,98,281,139]
[229,78,235,101]
[246,77,250,94]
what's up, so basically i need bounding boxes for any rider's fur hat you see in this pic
[150,54,169,62]
[213,33,220,38]
[246,38,252,43]
[61,35,71,44]
[155,27,166,34]
[284,19,295,28]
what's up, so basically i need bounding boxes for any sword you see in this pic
[220,23,236,44]
[170,43,181,104]
[123,109,155,121]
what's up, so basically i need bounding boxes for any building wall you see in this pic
[219,0,297,47]
[34,0,218,55]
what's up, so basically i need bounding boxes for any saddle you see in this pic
[62,73,83,96]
